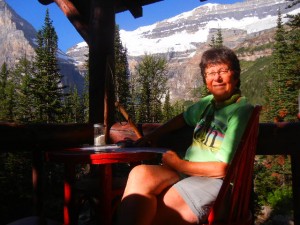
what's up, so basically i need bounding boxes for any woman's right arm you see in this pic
[135,113,187,146]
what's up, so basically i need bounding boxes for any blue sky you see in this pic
[5,0,241,52]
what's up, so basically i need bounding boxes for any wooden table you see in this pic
[45,145,167,225]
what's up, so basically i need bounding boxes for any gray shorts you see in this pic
[173,176,223,224]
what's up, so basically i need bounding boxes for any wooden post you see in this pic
[88,0,115,124]
[291,152,300,225]
[32,149,46,224]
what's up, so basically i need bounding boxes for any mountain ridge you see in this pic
[118,0,299,56]
[0,0,84,93]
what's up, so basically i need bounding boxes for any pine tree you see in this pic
[209,28,223,48]
[114,25,131,106]
[209,35,216,48]
[267,8,300,122]
[12,57,36,122]
[215,28,223,48]
[0,63,8,94]
[285,6,300,121]
[64,86,84,123]
[31,9,66,123]
[266,10,290,122]
[162,90,173,122]
[82,61,89,123]
[0,63,11,120]
[134,54,168,123]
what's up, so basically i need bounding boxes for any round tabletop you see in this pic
[45,145,168,164]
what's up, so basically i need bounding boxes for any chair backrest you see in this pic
[207,105,262,225]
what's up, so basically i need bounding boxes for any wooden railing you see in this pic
[0,121,299,224]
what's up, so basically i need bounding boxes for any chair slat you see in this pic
[206,105,261,225]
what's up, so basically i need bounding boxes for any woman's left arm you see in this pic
[162,151,228,178]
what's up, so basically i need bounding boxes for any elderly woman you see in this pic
[116,47,253,225]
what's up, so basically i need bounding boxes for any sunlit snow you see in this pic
[118,2,300,56]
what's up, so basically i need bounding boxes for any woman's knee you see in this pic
[128,165,155,183]
[126,165,179,194]
[126,165,158,192]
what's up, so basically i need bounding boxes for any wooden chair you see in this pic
[204,105,262,225]
[111,104,262,225]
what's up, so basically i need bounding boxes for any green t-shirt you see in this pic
[183,95,253,164]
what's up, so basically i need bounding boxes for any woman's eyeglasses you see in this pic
[205,69,231,79]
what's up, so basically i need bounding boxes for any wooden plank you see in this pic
[0,122,93,150]
[52,0,89,43]
[88,0,115,124]
[256,122,300,155]
[1,122,299,153]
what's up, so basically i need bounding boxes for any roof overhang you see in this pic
[38,0,163,18]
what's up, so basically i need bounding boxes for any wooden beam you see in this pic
[52,0,89,43]
[0,122,93,150]
[1,122,299,153]
[122,0,143,18]
[38,0,53,5]
[114,0,162,14]
[88,0,115,124]
[128,6,143,19]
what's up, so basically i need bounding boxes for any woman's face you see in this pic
[204,63,238,102]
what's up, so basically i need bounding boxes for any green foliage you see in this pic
[162,90,173,122]
[0,152,33,223]
[82,67,89,123]
[215,28,223,47]
[0,62,12,120]
[171,100,185,115]
[267,186,293,215]
[133,54,168,123]
[240,57,272,108]
[264,9,300,122]
[254,155,293,221]
[114,25,131,107]
[235,43,273,55]
[32,9,66,123]
[209,28,223,48]
[64,86,85,123]
[13,57,36,122]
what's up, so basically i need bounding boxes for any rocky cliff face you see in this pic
[0,0,84,93]
[0,0,36,66]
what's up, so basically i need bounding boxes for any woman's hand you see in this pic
[134,135,153,147]
[162,150,182,171]
[134,133,160,147]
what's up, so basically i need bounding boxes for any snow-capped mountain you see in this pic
[66,0,300,101]
[119,0,299,56]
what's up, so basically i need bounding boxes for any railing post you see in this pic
[32,149,46,224]
[291,152,300,225]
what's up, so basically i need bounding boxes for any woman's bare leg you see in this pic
[152,186,198,225]
[115,164,180,225]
